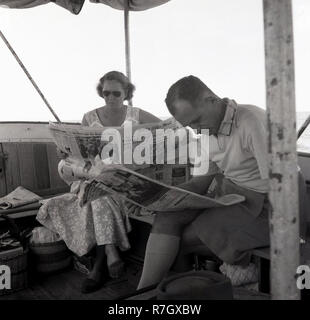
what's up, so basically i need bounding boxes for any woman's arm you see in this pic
[81,115,89,126]
[139,109,162,124]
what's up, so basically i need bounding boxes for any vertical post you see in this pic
[263,0,300,300]
[124,0,133,106]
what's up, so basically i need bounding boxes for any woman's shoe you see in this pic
[108,260,125,279]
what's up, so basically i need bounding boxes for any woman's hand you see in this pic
[125,202,141,216]
[56,147,69,160]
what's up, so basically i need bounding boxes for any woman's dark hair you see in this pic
[96,71,135,101]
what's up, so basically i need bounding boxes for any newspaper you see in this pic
[79,165,245,212]
[48,120,245,212]
[49,118,191,186]
[48,118,185,171]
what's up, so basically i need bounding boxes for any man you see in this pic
[137,75,271,289]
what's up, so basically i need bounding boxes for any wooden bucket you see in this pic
[30,240,72,274]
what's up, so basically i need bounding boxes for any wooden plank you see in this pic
[33,143,50,190]
[2,143,21,193]
[0,143,7,197]
[46,143,67,190]
[263,0,300,300]
[17,143,36,192]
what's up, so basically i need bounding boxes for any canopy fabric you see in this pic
[0,0,85,14]
[89,0,171,11]
[0,0,171,14]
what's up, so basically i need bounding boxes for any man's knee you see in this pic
[152,212,182,236]
[152,210,200,236]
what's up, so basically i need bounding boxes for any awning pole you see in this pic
[263,0,300,300]
[124,0,133,106]
[0,29,62,123]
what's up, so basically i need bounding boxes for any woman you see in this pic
[37,71,161,293]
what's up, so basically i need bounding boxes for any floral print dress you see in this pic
[36,106,140,256]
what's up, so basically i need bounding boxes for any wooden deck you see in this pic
[0,263,271,300]
[0,262,142,300]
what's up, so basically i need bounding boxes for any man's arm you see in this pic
[177,173,216,195]
[247,115,269,180]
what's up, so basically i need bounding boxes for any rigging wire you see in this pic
[298,114,310,139]
[0,29,62,123]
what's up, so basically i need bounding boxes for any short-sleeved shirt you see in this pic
[207,99,269,193]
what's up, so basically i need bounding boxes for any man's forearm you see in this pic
[177,174,216,195]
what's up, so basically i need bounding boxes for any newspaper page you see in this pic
[48,118,190,185]
[48,118,184,168]
[80,166,245,212]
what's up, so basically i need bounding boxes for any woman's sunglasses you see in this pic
[102,90,122,98]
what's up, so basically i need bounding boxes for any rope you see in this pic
[0,29,61,123]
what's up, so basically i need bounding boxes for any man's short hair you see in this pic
[165,75,215,115]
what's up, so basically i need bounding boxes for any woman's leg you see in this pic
[82,244,108,293]
[91,196,131,278]
[105,244,125,278]
[105,244,121,266]
[137,210,200,290]
[87,244,125,281]
[87,245,107,281]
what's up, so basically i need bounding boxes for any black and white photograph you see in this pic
[0,0,309,309]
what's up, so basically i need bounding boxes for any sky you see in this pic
[0,0,309,122]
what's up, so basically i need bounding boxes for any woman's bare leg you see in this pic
[87,245,106,281]
[87,244,124,281]
[105,244,125,278]
[105,244,121,266]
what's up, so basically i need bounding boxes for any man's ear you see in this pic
[198,94,211,109]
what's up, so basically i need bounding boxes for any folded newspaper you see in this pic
[0,186,42,210]
[79,166,245,212]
